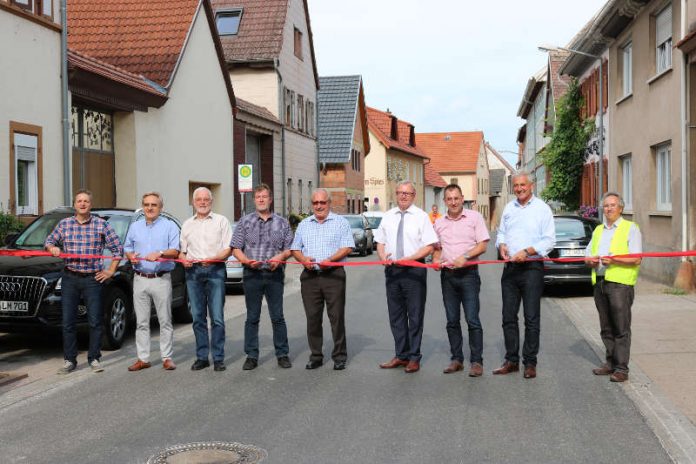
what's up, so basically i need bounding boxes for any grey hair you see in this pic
[601,191,625,209]
[511,170,535,184]
[311,188,331,203]
[142,191,164,208]
[396,180,416,193]
[192,186,213,202]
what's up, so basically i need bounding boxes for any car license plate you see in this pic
[0,301,29,312]
[560,249,585,257]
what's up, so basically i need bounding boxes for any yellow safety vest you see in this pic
[590,219,640,286]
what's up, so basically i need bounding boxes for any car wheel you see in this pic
[173,287,193,323]
[101,286,130,350]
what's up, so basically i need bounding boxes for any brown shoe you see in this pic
[469,362,483,377]
[404,360,420,373]
[128,360,151,372]
[492,361,519,375]
[443,360,464,374]
[592,364,613,376]
[162,358,177,370]
[379,357,409,369]
[523,365,537,379]
[610,371,629,382]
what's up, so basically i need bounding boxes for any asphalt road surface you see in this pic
[0,251,671,463]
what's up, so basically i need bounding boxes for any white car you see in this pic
[225,222,243,290]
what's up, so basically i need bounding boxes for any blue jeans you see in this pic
[441,267,483,364]
[61,271,103,363]
[500,261,544,366]
[186,263,226,362]
[243,268,289,359]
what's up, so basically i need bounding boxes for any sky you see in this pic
[307,0,608,165]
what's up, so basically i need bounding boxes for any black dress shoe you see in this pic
[191,359,210,371]
[305,360,323,370]
[333,361,346,370]
[214,361,226,372]
[277,356,292,369]
[243,358,258,370]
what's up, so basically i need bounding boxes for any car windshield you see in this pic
[555,218,593,240]
[344,216,364,229]
[366,216,382,228]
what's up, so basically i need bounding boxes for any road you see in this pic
[0,252,671,463]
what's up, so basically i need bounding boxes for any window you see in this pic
[656,5,672,73]
[656,144,671,211]
[10,0,52,18]
[621,155,633,210]
[12,131,39,215]
[215,9,242,35]
[306,101,314,136]
[287,178,293,214]
[290,91,296,128]
[622,42,632,96]
[294,27,303,60]
[297,95,305,132]
[284,87,292,125]
[298,179,303,213]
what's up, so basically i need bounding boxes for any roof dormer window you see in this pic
[216,9,242,36]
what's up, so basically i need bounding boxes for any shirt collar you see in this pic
[310,211,335,223]
[603,216,624,230]
[74,214,93,225]
[192,212,214,221]
[513,195,536,208]
[445,209,467,221]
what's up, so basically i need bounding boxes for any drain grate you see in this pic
[147,442,267,464]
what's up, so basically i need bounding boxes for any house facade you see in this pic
[517,67,549,195]
[317,75,370,214]
[213,0,319,216]
[416,131,490,224]
[486,143,514,231]
[1,0,63,218]
[423,162,447,215]
[365,107,427,211]
[67,0,236,222]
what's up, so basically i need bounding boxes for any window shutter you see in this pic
[16,145,37,162]
[656,5,672,45]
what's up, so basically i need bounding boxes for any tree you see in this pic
[540,78,594,211]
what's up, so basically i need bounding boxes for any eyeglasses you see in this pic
[396,191,415,196]
[312,201,328,206]
[142,203,160,208]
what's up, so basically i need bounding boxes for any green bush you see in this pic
[288,212,310,231]
[0,207,24,245]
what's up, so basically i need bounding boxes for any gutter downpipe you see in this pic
[676,0,694,290]
[275,59,287,216]
[61,0,70,204]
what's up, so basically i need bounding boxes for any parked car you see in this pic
[0,207,189,350]
[544,215,600,286]
[343,214,374,256]
[225,222,243,290]
[363,211,384,250]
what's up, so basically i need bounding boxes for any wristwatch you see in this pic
[159,250,164,257]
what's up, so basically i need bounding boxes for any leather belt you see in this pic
[65,269,97,277]
[135,270,169,279]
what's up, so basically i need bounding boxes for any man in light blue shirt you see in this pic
[494,172,555,379]
[124,192,180,372]
[291,189,355,371]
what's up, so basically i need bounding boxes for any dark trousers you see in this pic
[593,278,634,373]
[300,267,347,363]
[242,268,289,359]
[500,261,544,366]
[385,266,427,362]
[441,267,483,364]
[61,272,103,364]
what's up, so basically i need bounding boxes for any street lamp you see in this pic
[538,44,604,221]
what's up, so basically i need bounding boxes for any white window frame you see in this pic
[656,144,672,211]
[14,133,39,215]
[656,5,672,73]
[621,155,633,210]
[622,42,632,96]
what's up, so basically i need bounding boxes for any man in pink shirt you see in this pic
[432,184,490,377]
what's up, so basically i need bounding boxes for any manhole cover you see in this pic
[147,442,266,464]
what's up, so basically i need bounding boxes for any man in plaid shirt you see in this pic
[45,189,123,374]
[231,184,294,371]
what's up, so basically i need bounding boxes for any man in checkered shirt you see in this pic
[45,189,123,375]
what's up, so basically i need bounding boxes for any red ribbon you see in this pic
[2,249,693,269]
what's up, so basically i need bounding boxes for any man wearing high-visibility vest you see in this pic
[585,192,642,383]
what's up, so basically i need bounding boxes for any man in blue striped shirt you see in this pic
[291,189,355,371]
[494,172,555,379]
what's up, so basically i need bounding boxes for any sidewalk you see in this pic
[552,277,696,463]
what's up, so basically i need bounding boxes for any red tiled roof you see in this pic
[236,98,281,124]
[415,132,483,173]
[68,0,200,88]
[424,163,447,188]
[68,49,167,98]
[366,107,428,159]
[212,0,319,88]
